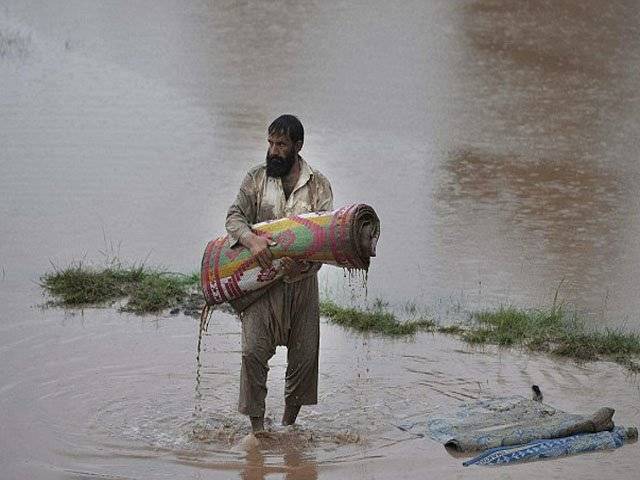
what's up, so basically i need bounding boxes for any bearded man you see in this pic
[225,114,333,432]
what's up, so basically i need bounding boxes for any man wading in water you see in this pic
[225,115,333,432]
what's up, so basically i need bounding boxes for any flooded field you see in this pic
[1,0,640,478]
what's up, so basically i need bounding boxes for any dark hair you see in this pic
[268,114,304,144]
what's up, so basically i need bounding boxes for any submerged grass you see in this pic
[41,263,640,370]
[320,300,434,336]
[41,262,200,313]
[464,306,640,372]
[319,300,640,371]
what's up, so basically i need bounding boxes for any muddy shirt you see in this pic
[225,157,333,311]
[225,156,333,243]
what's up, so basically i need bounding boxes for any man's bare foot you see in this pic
[282,405,301,426]
[250,416,265,432]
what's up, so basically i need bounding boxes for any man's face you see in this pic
[266,132,296,178]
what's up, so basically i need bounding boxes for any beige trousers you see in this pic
[238,274,320,417]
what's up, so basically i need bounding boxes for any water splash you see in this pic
[343,267,370,305]
[194,304,213,418]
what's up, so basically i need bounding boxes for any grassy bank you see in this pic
[321,301,640,371]
[41,262,199,314]
[465,306,640,372]
[41,263,640,371]
[320,300,435,336]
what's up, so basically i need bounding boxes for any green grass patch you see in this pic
[464,306,566,347]
[320,300,435,336]
[462,306,640,371]
[319,300,640,370]
[41,262,200,313]
[437,325,466,335]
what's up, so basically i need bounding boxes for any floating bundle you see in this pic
[201,204,380,305]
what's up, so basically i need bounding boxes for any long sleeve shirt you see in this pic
[226,156,333,246]
[225,156,333,288]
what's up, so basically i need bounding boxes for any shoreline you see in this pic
[40,262,640,372]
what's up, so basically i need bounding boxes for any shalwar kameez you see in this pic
[225,157,333,417]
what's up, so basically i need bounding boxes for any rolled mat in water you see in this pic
[463,426,638,466]
[201,204,380,305]
[427,396,617,453]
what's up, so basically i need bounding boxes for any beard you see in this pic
[266,150,296,178]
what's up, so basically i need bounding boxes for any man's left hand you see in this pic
[280,257,309,279]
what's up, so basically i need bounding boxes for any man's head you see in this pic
[265,114,304,178]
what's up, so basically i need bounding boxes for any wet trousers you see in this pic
[238,274,320,417]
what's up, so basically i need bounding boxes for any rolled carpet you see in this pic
[201,204,380,305]
[463,426,638,466]
[444,407,615,452]
[427,396,615,452]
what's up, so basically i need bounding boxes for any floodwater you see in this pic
[1,0,640,478]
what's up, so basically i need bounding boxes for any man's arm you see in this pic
[225,171,274,269]
[225,172,256,245]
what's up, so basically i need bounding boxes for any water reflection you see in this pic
[457,0,640,157]
[434,0,640,320]
[439,147,620,306]
[242,448,317,480]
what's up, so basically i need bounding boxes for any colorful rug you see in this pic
[201,204,380,305]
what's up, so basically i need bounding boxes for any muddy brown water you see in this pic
[2,1,640,478]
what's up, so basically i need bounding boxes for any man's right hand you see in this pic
[241,232,276,270]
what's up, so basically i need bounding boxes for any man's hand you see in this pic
[242,232,276,270]
[280,257,309,279]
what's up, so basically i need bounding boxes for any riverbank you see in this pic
[40,263,640,372]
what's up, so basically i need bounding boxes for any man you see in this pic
[225,114,333,432]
